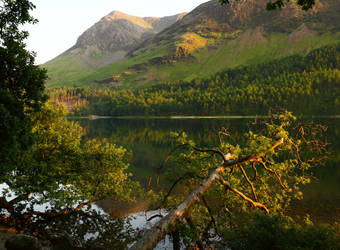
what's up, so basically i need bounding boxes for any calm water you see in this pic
[76,117,340,224]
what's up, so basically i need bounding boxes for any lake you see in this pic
[76,116,340,224]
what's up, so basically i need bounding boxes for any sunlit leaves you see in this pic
[2,102,139,212]
[156,111,328,247]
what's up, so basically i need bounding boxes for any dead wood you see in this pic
[129,139,283,250]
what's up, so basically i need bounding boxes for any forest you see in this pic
[49,43,340,116]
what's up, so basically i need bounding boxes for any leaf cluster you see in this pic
[154,111,329,248]
[0,103,140,237]
[0,0,47,170]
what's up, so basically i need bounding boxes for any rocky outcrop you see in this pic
[5,235,42,250]
[144,13,187,33]
[44,0,340,87]
[49,233,83,250]
[44,10,187,83]
[66,11,187,54]
[73,11,152,52]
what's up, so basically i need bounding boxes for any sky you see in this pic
[25,0,209,64]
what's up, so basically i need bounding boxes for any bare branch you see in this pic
[202,195,220,237]
[74,199,96,211]
[192,146,229,162]
[219,177,269,214]
[158,144,190,171]
[259,159,288,190]
[160,172,205,209]
[147,214,163,222]
[251,162,258,181]
[238,164,258,201]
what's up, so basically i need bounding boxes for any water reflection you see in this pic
[76,117,340,224]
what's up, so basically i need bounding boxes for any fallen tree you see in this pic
[130,139,283,250]
[131,111,329,250]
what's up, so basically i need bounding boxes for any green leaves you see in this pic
[0,0,47,171]
[222,213,339,249]
[2,102,139,212]
[155,110,329,247]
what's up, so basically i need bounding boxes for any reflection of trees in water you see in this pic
[78,118,250,146]
[77,118,251,186]
[11,209,136,249]
[77,117,340,181]
[78,118,340,221]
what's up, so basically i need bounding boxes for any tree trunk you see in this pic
[129,161,232,250]
[129,139,283,250]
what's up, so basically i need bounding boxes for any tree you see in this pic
[0,103,140,247]
[0,0,47,172]
[219,0,316,11]
[0,3,140,245]
[131,111,330,249]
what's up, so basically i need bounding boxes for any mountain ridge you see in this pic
[44,10,187,84]
[44,0,340,88]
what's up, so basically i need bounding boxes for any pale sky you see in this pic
[25,0,209,64]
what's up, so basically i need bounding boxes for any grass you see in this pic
[45,28,340,89]
[45,49,127,88]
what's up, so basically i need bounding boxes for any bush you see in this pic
[222,213,340,250]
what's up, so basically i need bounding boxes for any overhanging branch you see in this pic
[129,139,283,250]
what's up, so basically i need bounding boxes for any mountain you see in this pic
[44,11,186,85]
[45,0,340,88]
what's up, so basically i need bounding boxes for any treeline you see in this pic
[48,43,340,116]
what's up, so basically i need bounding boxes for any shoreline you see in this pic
[69,114,340,120]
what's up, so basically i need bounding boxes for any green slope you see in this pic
[45,49,127,88]
[46,30,339,89]
[44,11,186,88]
[44,0,340,89]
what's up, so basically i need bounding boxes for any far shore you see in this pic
[68,114,340,120]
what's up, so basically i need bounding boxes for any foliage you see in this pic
[0,0,47,172]
[49,43,340,116]
[150,111,330,248]
[38,210,138,249]
[0,103,140,247]
[222,213,340,249]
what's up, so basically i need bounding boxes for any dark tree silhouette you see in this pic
[0,0,47,172]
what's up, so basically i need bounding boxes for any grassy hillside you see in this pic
[46,29,339,89]
[45,49,127,87]
[44,0,340,89]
